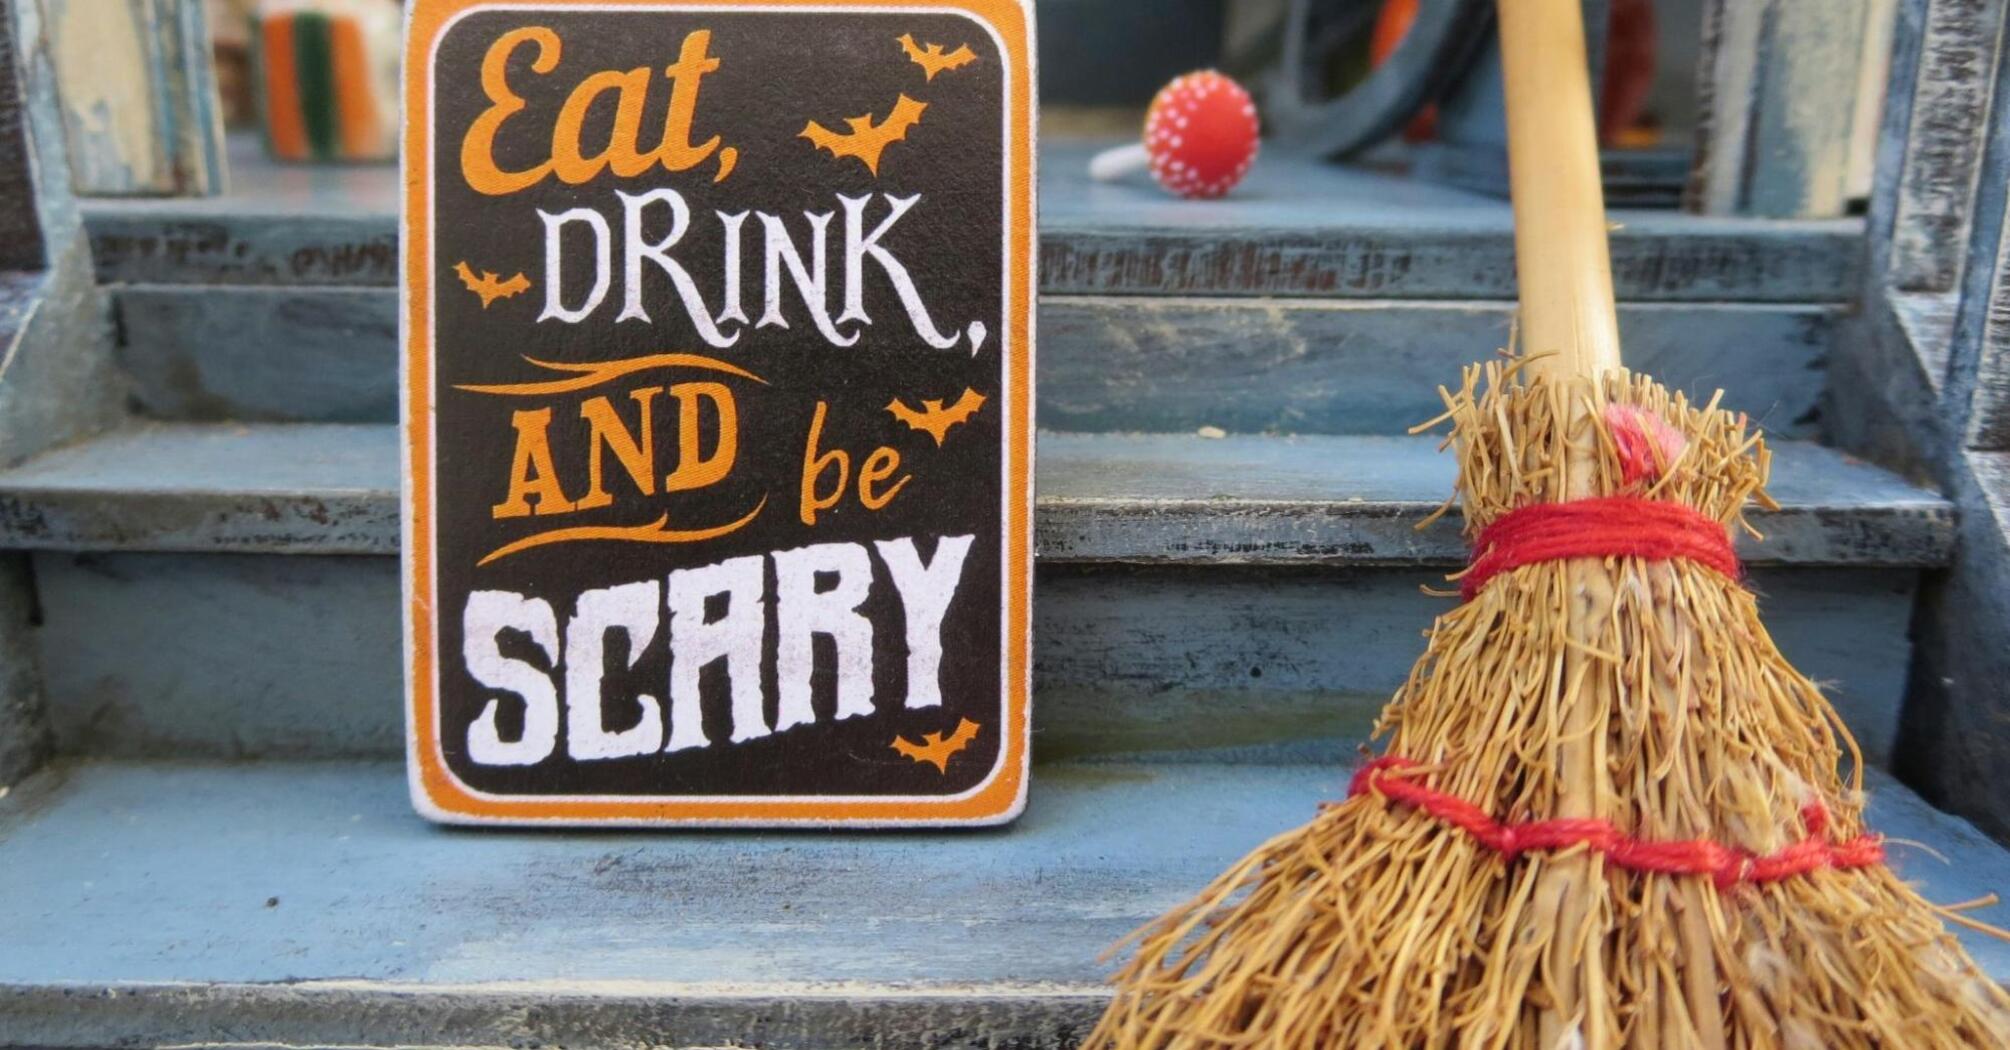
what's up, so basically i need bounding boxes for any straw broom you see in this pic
[1085,1,2010,1046]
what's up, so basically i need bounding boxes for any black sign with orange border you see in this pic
[402,0,1034,825]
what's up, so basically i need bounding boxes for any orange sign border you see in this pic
[401,0,1035,825]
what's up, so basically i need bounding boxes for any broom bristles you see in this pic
[1086,365,2010,1049]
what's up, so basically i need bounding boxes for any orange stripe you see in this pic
[261,17,308,160]
[477,500,768,566]
[329,16,379,158]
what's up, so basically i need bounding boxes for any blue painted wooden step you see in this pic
[0,759,2003,1049]
[81,137,1857,302]
[0,425,1951,765]
[103,287,1839,436]
[0,424,1953,566]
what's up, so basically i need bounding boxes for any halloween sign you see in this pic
[402,0,1034,825]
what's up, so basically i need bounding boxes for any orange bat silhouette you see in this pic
[801,94,927,175]
[453,261,531,308]
[897,33,977,80]
[886,388,986,446]
[890,718,981,773]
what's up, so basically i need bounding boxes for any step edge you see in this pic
[0,497,1955,566]
[0,979,1110,1050]
[0,426,1955,566]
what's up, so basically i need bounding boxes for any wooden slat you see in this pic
[26,554,1922,765]
[1890,449,2010,840]
[81,138,1863,301]
[1822,290,1951,482]
[0,422,394,555]
[1885,0,2008,291]
[0,552,46,784]
[106,285,1839,435]
[0,424,1956,566]
[1688,0,1873,218]
[0,0,45,269]
[40,0,225,197]
[1891,287,1959,394]
[0,759,2002,1050]
[0,0,135,798]
[1964,191,2010,449]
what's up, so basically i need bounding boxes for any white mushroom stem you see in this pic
[1087,142,1150,182]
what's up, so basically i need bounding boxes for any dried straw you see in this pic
[1087,362,2010,1049]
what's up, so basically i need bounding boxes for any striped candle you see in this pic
[254,0,399,162]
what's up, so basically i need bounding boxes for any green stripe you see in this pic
[292,13,337,160]
[251,14,276,157]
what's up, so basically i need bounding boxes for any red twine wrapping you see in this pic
[1348,758,1885,889]
[1460,497,1741,600]
[1384,419,1882,887]
[1382,482,1881,881]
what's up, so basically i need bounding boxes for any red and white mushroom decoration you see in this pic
[1089,70,1260,199]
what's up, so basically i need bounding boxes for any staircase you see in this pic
[3,140,2008,1049]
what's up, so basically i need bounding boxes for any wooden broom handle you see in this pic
[1496,0,1622,380]
[1496,11,1625,1042]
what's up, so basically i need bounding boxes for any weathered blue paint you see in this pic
[1879,0,2007,293]
[1833,0,2010,842]
[41,0,225,198]
[0,421,397,555]
[0,759,2001,1050]
[1892,452,2010,842]
[0,761,1329,989]
[0,553,45,784]
[0,425,1956,567]
[23,552,1924,765]
[0,0,124,793]
[107,285,1840,435]
[81,137,1864,301]
[0,0,123,471]
[114,285,399,423]
[1689,0,1873,218]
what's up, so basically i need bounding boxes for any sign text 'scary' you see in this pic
[464,536,973,765]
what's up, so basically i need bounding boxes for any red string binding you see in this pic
[1348,758,1884,889]
[1401,469,1868,884]
[1461,496,1740,600]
